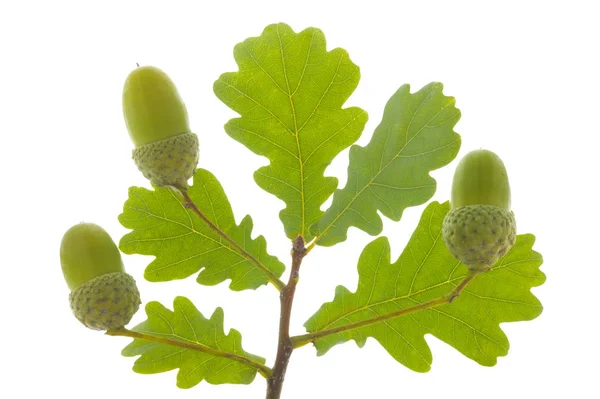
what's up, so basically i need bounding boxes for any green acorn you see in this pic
[442,150,517,271]
[123,65,199,189]
[60,223,141,331]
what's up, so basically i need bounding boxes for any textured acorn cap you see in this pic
[442,204,516,271]
[132,132,199,188]
[69,272,141,331]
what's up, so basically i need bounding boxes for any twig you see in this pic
[265,236,306,399]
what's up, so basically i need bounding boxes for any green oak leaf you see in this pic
[214,23,368,241]
[118,168,284,291]
[122,297,265,388]
[311,83,461,246]
[304,201,545,371]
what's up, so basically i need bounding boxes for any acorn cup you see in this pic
[442,150,517,272]
[60,223,141,331]
[122,66,199,189]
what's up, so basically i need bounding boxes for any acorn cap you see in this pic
[132,132,199,188]
[442,204,516,271]
[69,272,141,331]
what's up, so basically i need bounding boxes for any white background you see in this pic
[1,1,598,398]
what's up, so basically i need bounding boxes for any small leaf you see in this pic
[214,23,368,241]
[311,83,461,246]
[305,201,545,371]
[122,297,265,388]
[119,168,285,291]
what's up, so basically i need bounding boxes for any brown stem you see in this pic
[175,187,286,291]
[106,328,273,379]
[265,236,306,399]
[290,270,480,348]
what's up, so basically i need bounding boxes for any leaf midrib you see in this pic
[314,239,533,332]
[277,24,306,237]
[274,24,346,238]
[139,306,242,359]
[124,191,268,278]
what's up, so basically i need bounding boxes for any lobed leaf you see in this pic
[305,201,545,371]
[214,23,368,241]
[118,168,284,291]
[122,297,265,388]
[311,83,461,246]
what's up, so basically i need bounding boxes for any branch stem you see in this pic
[175,187,286,291]
[106,328,273,379]
[265,236,306,399]
[290,270,481,348]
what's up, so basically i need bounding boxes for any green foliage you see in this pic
[122,297,265,388]
[214,23,368,241]
[305,201,545,371]
[311,84,461,246]
[119,168,284,291]
[101,22,545,396]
